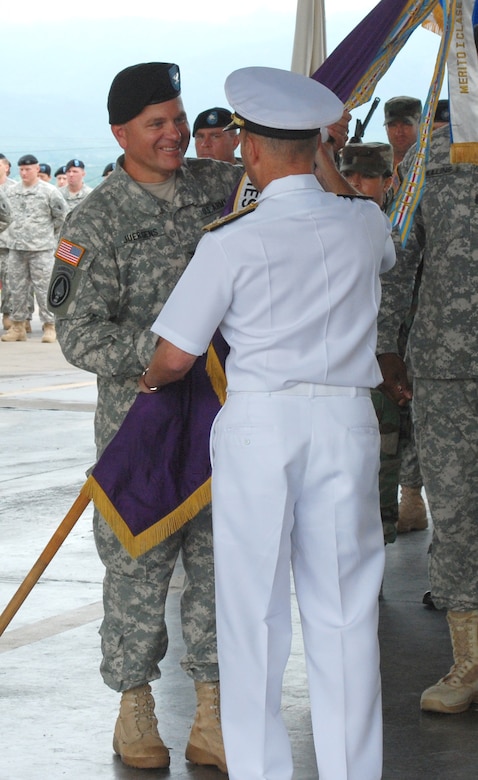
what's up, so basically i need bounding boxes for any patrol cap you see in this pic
[434,98,450,123]
[224,66,344,140]
[39,163,51,176]
[102,161,116,176]
[340,142,393,178]
[108,62,181,124]
[65,159,85,171]
[384,96,422,125]
[193,107,232,137]
[18,154,38,166]
[55,165,67,177]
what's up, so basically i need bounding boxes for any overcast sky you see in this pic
[1,0,443,182]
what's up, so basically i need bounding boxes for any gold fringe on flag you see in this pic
[80,474,212,558]
[450,142,478,163]
[206,342,227,405]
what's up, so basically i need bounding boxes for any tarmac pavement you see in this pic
[1,313,478,779]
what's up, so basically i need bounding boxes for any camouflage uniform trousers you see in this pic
[0,247,10,315]
[95,503,218,693]
[8,249,54,324]
[399,415,423,489]
[372,388,401,544]
[413,378,478,611]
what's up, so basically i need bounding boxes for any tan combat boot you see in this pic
[397,485,428,533]
[113,684,170,769]
[2,314,12,330]
[1,321,27,342]
[41,322,56,343]
[24,320,32,333]
[185,681,227,773]
[421,610,478,713]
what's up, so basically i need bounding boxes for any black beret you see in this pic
[18,154,38,166]
[55,166,67,177]
[39,163,51,175]
[65,159,85,171]
[434,99,450,123]
[193,107,232,137]
[102,162,116,176]
[108,62,181,124]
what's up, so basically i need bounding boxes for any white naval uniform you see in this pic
[152,174,395,780]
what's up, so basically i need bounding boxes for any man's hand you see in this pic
[325,108,352,154]
[314,135,359,196]
[376,352,413,407]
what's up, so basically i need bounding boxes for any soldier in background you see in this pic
[384,95,422,190]
[340,142,402,545]
[378,114,478,714]
[1,154,67,343]
[61,159,93,212]
[38,163,52,183]
[102,162,116,177]
[384,95,428,533]
[0,153,15,330]
[54,165,67,187]
[0,186,11,233]
[193,107,240,164]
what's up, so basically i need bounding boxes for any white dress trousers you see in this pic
[211,389,385,780]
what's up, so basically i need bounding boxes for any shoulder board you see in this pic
[337,193,374,201]
[203,202,258,232]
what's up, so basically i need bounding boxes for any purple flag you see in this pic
[311,0,412,101]
[81,336,227,558]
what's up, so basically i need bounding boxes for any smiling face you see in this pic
[112,97,191,182]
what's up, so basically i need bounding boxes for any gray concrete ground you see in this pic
[1,313,477,779]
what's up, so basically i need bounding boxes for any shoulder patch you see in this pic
[55,238,86,267]
[203,202,258,232]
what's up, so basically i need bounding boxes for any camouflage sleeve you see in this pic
[376,219,424,355]
[49,238,158,379]
[49,189,69,237]
[0,189,11,232]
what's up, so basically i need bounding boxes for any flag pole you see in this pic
[291,0,327,76]
[0,491,91,637]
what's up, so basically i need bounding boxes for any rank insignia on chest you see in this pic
[55,238,86,267]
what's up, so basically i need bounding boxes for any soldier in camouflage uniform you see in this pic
[1,154,67,343]
[0,186,11,233]
[60,159,93,213]
[47,62,243,773]
[383,96,428,532]
[340,142,402,545]
[377,122,478,714]
[0,154,15,329]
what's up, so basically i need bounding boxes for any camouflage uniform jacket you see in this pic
[0,187,11,235]
[61,183,94,213]
[49,155,243,453]
[377,125,478,379]
[6,179,68,251]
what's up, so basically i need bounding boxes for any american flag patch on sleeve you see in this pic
[55,238,85,266]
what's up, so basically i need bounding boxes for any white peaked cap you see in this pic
[224,66,344,139]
